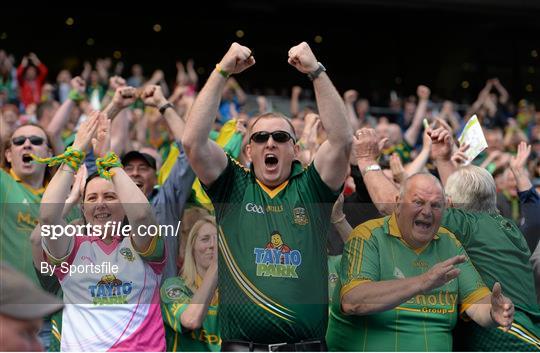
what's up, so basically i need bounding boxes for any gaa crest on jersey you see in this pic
[292,207,309,225]
[165,285,183,300]
[120,247,134,262]
[329,272,338,284]
[253,231,302,278]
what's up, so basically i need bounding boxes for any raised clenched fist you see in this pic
[288,42,319,74]
[70,76,86,94]
[108,76,126,91]
[344,90,358,104]
[112,86,138,109]
[417,85,431,100]
[218,42,255,75]
[141,85,167,108]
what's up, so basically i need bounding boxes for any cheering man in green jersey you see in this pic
[327,170,515,351]
[1,124,53,285]
[337,127,538,351]
[183,42,352,350]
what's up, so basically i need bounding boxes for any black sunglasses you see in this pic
[250,131,295,144]
[11,135,46,146]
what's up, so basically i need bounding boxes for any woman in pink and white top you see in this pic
[39,111,166,352]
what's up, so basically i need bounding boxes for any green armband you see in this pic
[96,152,123,180]
[68,89,85,103]
[31,146,85,172]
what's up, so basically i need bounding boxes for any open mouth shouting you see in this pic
[132,178,144,191]
[22,153,34,165]
[264,153,279,172]
[413,218,433,233]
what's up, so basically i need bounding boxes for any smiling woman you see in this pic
[160,216,220,352]
[37,111,167,351]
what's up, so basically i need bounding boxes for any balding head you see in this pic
[399,173,445,201]
[396,173,446,249]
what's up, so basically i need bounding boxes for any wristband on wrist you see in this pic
[307,62,326,81]
[158,102,174,115]
[31,146,85,172]
[362,164,382,174]
[96,152,123,180]
[68,89,85,103]
[215,64,230,79]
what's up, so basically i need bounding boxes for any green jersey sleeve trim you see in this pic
[131,234,164,262]
[459,286,491,315]
[340,279,372,302]
[341,229,381,290]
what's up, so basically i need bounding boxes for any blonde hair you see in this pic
[181,215,217,291]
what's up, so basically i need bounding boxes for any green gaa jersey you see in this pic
[161,276,220,352]
[326,214,490,352]
[442,208,540,350]
[203,156,339,343]
[0,168,45,285]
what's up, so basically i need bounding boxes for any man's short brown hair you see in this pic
[248,112,297,142]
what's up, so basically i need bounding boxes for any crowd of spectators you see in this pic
[0,45,538,352]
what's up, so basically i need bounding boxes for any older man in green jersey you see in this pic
[183,42,351,350]
[338,127,539,351]
[327,171,514,351]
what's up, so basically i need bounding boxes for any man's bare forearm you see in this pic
[163,108,185,143]
[404,147,430,176]
[313,73,352,148]
[342,276,424,315]
[511,168,533,192]
[102,102,123,121]
[110,109,130,155]
[435,159,456,186]
[183,70,227,150]
[358,159,398,215]
[404,99,427,146]
[47,99,76,137]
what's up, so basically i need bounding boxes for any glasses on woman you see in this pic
[11,135,45,146]
[249,131,295,144]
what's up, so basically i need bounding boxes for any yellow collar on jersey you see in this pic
[9,168,46,195]
[387,213,439,255]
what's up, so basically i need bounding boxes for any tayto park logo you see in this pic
[253,231,302,278]
[88,274,133,305]
[245,203,265,214]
